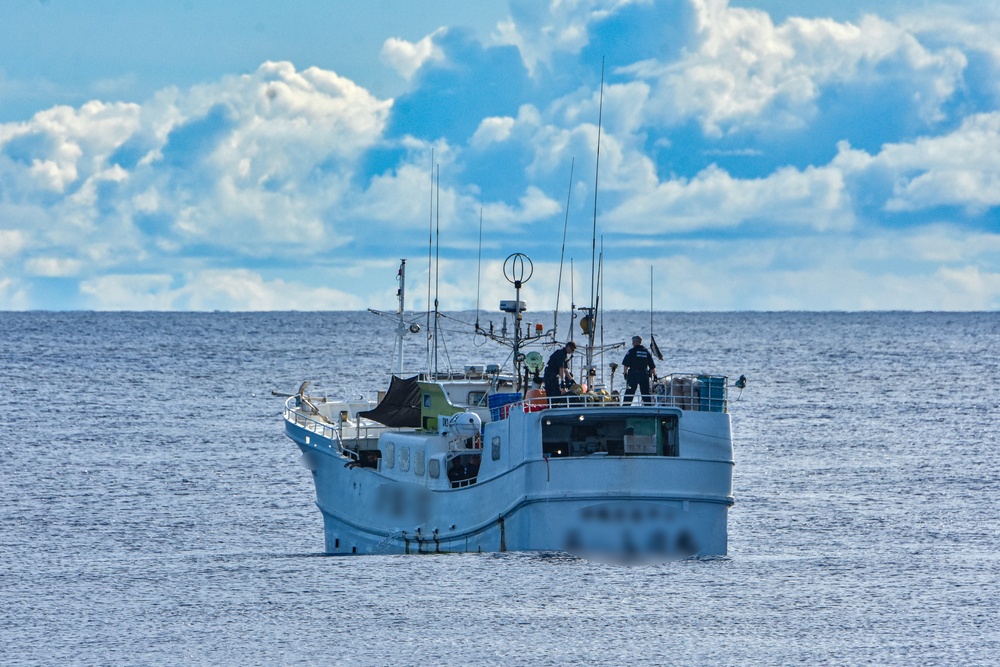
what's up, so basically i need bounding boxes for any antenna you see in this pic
[503,253,533,391]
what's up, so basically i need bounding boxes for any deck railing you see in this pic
[284,399,340,443]
[284,397,386,453]
[491,373,730,418]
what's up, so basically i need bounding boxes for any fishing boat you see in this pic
[281,65,739,558]
[280,256,741,559]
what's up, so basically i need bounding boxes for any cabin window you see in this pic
[540,414,679,457]
[400,447,410,472]
[428,459,440,479]
[414,449,425,476]
[384,443,395,468]
[468,391,487,406]
[491,436,501,461]
[448,453,482,488]
[359,449,381,469]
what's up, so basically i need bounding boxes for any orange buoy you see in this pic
[525,388,547,412]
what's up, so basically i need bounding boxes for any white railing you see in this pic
[284,396,391,453]
[284,399,340,443]
[488,373,729,419]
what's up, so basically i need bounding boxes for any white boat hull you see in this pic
[288,401,734,558]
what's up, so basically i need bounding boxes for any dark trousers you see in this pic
[544,375,564,405]
[623,374,652,405]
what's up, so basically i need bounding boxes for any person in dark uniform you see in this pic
[622,335,657,405]
[543,341,577,405]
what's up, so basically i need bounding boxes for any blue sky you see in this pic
[1,0,999,311]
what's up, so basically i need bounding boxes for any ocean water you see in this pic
[1,311,998,666]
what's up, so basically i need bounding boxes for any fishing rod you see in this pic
[426,148,434,376]
[433,163,441,376]
[587,59,605,370]
[554,158,574,338]
[476,208,483,331]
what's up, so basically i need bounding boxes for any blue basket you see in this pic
[698,376,727,413]
[488,392,522,421]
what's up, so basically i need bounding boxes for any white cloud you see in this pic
[596,228,1000,311]
[3,2,1000,311]
[0,100,141,195]
[480,186,563,227]
[493,0,640,75]
[0,277,30,309]
[0,229,28,258]
[471,116,516,148]
[935,265,1000,309]
[381,29,447,80]
[606,162,853,233]
[0,61,394,282]
[24,257,84,277]
[624,0,967,135]
[877,113,1000,212]
[79,274,177,310]
[79,270,365,311]
[351,161,438,229]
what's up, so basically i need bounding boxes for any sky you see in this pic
[1,0,999,311]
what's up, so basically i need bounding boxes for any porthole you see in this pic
[491,436,501,461]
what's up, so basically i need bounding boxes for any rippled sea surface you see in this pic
[2,311,998,666]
